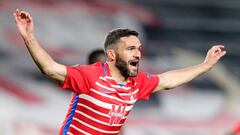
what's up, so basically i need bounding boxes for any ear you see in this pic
[106,49,116,61]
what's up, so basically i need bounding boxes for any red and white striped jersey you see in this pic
[59,62,159,135]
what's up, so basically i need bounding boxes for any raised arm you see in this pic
[13,9,66,83]
[153,45,226,92]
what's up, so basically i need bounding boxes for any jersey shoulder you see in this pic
[77,62,103,76]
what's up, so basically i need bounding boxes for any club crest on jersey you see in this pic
[108,104,126,125]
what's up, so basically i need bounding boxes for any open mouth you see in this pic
[128,60,139,76]
[130,61,138,67]
[129,61,139,70]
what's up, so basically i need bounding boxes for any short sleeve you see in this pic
[59,65,89,94]
[136,71,159,100]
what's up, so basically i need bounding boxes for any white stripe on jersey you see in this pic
[78,103,109,117]
[117,89,139,96]
[99,76,107,81]
[100,76,131,83]
[79,94,133,111]
[96,82,116,92]
[73,117,119,134]
[67,132,74,135]
[132,88,139,95]
[68,125,91,135]
[110,84,130,90]
[104,76,115,80]
[96,81,137,96]
[75,110,123,126]
[78,103,127,119]
[90,88,137,104]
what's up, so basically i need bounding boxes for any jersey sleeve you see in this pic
[136,71,159,100]
[59,65,90,94]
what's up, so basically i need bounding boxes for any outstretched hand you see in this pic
[204,45,226,67]
[13,9,34,38]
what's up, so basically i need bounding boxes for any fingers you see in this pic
[13,9,20,23]
[212,45,224,51]
[13,9,32,22]
[211,44,226,58]
[14,9,21,21]
[213,44,224,48]
[218,50,226,58]
[212,45,225,53]
[21,11,33,23]
[13,12,17,23]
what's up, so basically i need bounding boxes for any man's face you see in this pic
[115,35,142,77]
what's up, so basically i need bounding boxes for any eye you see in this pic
[127,46,135,50]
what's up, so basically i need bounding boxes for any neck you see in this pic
[106,62,128,84]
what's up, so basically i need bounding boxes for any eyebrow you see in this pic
[126,44,142,48]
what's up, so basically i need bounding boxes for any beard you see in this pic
[115,53,139,78]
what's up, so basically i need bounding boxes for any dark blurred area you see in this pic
[0,0,240,135]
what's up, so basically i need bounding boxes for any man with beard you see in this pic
[14,9,226,135]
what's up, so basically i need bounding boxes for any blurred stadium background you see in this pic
[1,0,240,135]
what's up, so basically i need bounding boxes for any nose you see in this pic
[134,49,141,59]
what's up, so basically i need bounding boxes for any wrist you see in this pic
[23,33,35,41]
[22,33,37,47]
[201,62,213,72]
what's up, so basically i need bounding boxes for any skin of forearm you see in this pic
[23,34,56,75]
[159,62,212,90]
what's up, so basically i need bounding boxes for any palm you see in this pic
[19,18,32,34]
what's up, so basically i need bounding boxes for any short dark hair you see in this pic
[104,28,138,50]
[88,49,105,64]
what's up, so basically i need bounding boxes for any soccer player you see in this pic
[88,49,106,64]
[13,9,226,135]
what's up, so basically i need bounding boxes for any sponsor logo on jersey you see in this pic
[108,104,126,125]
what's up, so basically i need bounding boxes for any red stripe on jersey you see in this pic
[76,104,110,123]
[67,125,90,135]
[76,97,130,123]
[96,78,137,94]
[73,111,122,131]
[77,97,111,114]
[76,99,130,120]
[88,89,134,105]
[68,119,101,135]
[70,117,119,135]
